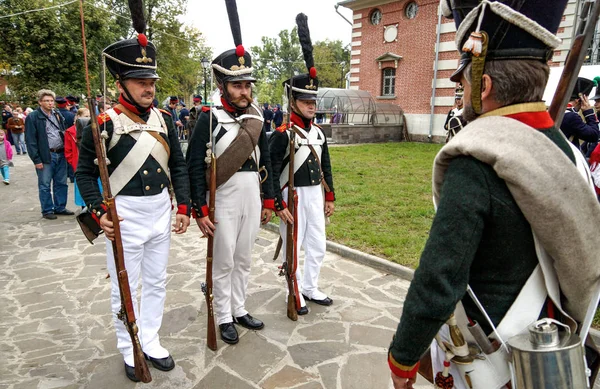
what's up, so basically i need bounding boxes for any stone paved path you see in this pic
[0,154,434,388]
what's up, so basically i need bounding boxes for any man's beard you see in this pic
[463,102,480,123]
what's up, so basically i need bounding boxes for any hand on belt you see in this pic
[49,147,64,153]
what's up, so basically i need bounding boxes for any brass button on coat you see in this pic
[143,170,148,175]
[145,185,150,191]
[157,168,162,173]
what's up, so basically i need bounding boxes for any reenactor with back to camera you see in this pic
[75,11,191,381]
[187,0,276,345]
[269,13,336,316]
[389,1,600,388]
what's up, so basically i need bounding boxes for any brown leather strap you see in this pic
[115,104,170,158]
[291,126,331,193]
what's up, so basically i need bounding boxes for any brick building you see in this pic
[338,0,578,142]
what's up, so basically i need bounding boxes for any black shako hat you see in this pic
[441,0,568,83]
[212,0,255,85]
[102,0,159,81]
[283,13,319,101]
[571,77,595,100]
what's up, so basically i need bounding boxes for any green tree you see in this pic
[251,30,350,106]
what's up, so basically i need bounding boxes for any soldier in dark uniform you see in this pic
[66,95,79,114]
[269,14,336,315]
[560,77,599,151]
[443,85,466,143]
[76,30,191,382]
[186,94,203,139]
[187,0,275,346]
[390,1,600,388]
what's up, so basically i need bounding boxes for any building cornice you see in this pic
[337,0,396,11]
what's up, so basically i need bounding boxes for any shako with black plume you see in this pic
[211,0,256,85]
[283,13,318,102]
[102,0,159,82]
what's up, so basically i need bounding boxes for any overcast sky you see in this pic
[182,0,354,57]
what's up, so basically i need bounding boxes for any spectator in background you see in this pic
[2,104,13,142]
[66,95,79,114]
[0,129,13,185]
[25,89,73,220]
[6,114,26,155]
[262,102,273,132]
[56,97,75,128]
[65,107,90,208]
[179,102,189,140]
[560,77,599,151]
[273,104,283,128]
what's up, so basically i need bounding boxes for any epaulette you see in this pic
[159,108,171,117]
[276,123,289,133]
[97,112,111,125]
[201,106,211,113]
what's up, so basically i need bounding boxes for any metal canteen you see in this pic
[508,318,588,389]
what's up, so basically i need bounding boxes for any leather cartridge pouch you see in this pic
[208,106,262,187]
[76,209,103,244]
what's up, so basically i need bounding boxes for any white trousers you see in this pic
[279,185,327,307]
[212,172,261,325]
[105,188,171,366]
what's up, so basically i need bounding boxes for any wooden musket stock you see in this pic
[204,152,218,351]
[285,132,300,321]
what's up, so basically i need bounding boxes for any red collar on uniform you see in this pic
[221,98,236,113]
[505,110,554,129]
[291,112,311,128]
[119,95,150,114]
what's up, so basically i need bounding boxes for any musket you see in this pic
[284,101,301,321]
[202,75,218,351]
[77,0,151,382]
[548,0,600,126]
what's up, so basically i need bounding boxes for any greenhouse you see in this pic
[313,88,407,144]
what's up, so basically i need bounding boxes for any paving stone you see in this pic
[297,322,345,342]
[220,332,286,383]
[160,304,198,335]
[245,287,280,313]
[371,316,400,330]
[349,324,395,348]
[339,302,384,323]
[341,352,392,389]
[261,365,317,389]
[317,362,339,389]
[288,342,354,369]
[193,366,256,389]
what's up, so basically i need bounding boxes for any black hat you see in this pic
[102,0,159,81]
[443,0,568,83]
[55,97,68,106]
[212,0,255,85]
[193,95,202,102]
[66,94,78,104]
[283,13,319,101]
[169,96,179,103]
[571,77,595,100]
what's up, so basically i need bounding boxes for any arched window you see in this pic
[382,68,396,96]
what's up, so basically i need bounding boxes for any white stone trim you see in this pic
[350,58,361,65]
[350,67,360,73]
[351,50,361,56]
[440,22,457,34]
[436,59,459,70]
[404,113,448,138]
[353,13,362,20]
[352,31,362,38]
[349,76,360,82]
[564,3,576,15]
[432,78,456,89]
[557,27,573,39]
[351,41,362,47]
[349,85,360,90]
[353,22,363,29]
[438,41,457,52]
[433,96,455,107]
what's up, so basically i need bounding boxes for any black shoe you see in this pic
[43,213,57,220]
[219,322,239,344]
[55,209,75,215]
[297,306,309,315]
[144,353,175,371]
[302,294,333,306]
[233,314,264,330]
[124,363,140,382]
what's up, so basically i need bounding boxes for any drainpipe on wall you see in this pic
[428,4,443,142]
[335,4,354,26]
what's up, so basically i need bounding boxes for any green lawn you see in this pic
[326,142,443,269]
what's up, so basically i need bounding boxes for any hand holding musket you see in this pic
[77,0,151,382]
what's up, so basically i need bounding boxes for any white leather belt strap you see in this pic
[105,108,170,196]
[279,124,324,189]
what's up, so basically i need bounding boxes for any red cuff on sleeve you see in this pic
[193,205,209,219]
[176,204,189,216]
[325,191,335,202]
[90,203,108,226]
[263,198,275,210]
[388,353,419,379]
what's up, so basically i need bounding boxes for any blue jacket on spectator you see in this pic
[560,107,600,147]
[25,108,67,165]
